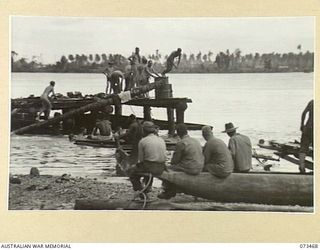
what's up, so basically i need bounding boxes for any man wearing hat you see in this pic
[129,121,167,196]
[223,122,252,173]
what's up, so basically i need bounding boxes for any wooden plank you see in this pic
[74,199,312,212]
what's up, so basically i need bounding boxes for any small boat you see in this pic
[73,136,179,151]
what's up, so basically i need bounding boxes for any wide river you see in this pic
[10,72,314,177]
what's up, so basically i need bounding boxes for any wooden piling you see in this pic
[176,102,188,124]
[143,106,152,121]
[167,108,175,136]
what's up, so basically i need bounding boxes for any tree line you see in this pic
[11,49,314,73]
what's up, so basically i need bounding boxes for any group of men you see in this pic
[120,118,252,200]
[103,47,182,95]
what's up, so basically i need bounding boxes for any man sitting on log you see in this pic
[202,126,234,178]
[222,122,252,173]
[299,99,313,173]
[129,121,167,199]
[158,123,204,199]
[38,81,56,120]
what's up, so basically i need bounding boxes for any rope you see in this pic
[132,172,153,210]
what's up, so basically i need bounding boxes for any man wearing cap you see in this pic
[162,48,182,75]
[223,122,252,173]
[202,126,234,177]
[38,81,56,120]
[116,114,143,162]
[158,123,204,199]
[129,121,167,196]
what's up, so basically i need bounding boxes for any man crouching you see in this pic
[158,123,204,199]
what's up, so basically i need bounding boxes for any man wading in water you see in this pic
[38,81,56,120]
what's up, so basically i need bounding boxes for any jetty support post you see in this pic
[143,106,152,121]
[176,101,188,125]
[167,108,175,136]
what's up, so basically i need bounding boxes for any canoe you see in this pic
[159,170,313,206]
[73,136,178,151]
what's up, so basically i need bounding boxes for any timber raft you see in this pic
[11,77,208,135]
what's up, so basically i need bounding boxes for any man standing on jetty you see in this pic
[162,48,182,75]
[202,126,234,177]
[222,122,252,173]
[299,99,313,173]
[38,81,55,120]
[158,123,203,199]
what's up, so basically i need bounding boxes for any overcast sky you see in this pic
[11,16,314,64]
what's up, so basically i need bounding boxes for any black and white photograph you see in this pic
[9,16,314,212]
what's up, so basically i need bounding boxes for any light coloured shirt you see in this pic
[138,133,166,163]
[228,133,252,172]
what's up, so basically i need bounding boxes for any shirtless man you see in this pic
[162,48,182,75]
[91,116,112,138]
[103,62,115,94]
[108,70,125,94]
[145,60,161,80]
[299,99,314,173]
[38,81,55,120]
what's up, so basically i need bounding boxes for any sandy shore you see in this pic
[9,174,313,212]
[9,174,163,210]
[9,173,199,210]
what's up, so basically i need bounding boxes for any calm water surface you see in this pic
[10,72,313,177]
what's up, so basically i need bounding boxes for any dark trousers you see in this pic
[129,161,165,192]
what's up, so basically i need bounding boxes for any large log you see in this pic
[159,171,313,206]
[74,199,312,212]
[13,79,165,135]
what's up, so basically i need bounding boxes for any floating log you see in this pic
[159,171,313,206]
[74,199,312,212]
[13,79,166,135]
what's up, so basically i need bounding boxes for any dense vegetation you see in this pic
[11,49,314,73]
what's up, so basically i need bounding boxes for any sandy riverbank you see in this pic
[8,173,313,212]
[8,174,155,210]
[9,174,198,210]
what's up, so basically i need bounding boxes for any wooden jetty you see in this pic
[11,77,208,135]
[258,140,313,170]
